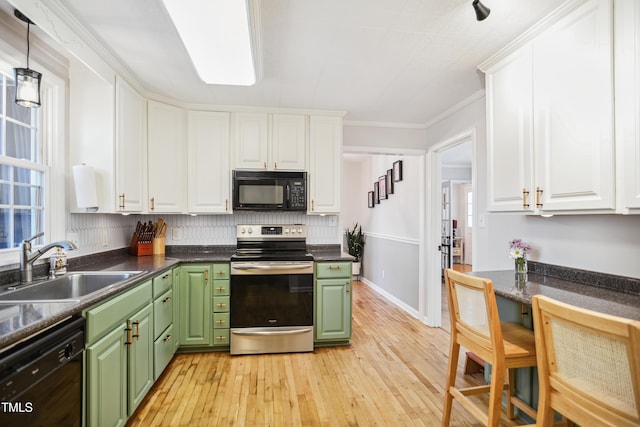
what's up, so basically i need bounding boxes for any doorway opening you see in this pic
[424,130,475,330]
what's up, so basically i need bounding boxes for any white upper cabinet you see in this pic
[115,78,146,213]
[482,0,614,214]
[187,111,231,214]
[615,0,640,212]
[533,0,614,211]
[270,114,307,170]
[485,45,535,212]
[309,115,342,214]
[147,101,187,213]
[233,112,307,170]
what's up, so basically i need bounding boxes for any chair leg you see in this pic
[442,340,460,427]
[487,362,504,427]
[506,368,515,419]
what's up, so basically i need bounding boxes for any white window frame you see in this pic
[0,44,66,267]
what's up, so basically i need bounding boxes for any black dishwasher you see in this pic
[0,316,85,426]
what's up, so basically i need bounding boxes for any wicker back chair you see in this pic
[532,295,640,427]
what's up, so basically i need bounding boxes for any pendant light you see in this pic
[472,0,491,21]
[13,9,42,108]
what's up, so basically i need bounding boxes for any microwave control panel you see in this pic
[288,180,306,209]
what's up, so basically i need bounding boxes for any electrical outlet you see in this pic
[67,232,80,247]
[478,214,487,228]
[172,227,182,241]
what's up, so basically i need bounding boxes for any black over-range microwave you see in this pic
[232,170,307,211]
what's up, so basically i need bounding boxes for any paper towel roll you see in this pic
[73,164,98,210]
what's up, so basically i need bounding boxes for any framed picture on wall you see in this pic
[373,181,380,204]
[386,169,394,195]
[368,191,375,208]
[379,175,387,199]
[393,160,403,182]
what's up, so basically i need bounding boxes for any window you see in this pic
[0,73,45,249]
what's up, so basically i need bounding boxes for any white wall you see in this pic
[344,124,426,150]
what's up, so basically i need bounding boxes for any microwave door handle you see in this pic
[286,183,290,209]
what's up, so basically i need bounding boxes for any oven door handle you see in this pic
[232,328,313,336]
[232,264,312,271]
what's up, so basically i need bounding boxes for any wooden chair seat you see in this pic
[442,269,538,427]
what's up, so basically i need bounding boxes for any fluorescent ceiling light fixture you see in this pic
[162,0,257,86]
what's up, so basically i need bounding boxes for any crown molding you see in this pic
[344,120,427,129]
[423,90,485,130]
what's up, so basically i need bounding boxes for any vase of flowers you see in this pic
[509,239,530,289]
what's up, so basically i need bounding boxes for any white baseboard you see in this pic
[360,277,422,321]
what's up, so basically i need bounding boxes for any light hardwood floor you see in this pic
[127,278,524,426]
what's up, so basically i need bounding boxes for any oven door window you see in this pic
[231,274,313,327]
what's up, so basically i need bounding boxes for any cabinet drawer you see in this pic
[213,296,230,312]
[152,270,173,297]
[85,280,152,343]
[212,263,230,280]
[212,279,230,296]
[212,329,229,346]
[316,262,352,279]
[154,324,175,379]
[213,312,230,329]
[153,289,173,339]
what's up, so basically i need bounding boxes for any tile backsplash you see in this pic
[67,212,340,257]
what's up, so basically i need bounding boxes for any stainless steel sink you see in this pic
[0,271,145,303]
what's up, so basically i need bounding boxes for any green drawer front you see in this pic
[153,289,173,339]
[212,329,229,346]
[152,270,173,297]
[85,280,152,343]
[212,263,230,280]
[315,262,352,279]
[154,324,175,380]
[213,312,230,329]
[213,296,230,312]
[212,279,230,296]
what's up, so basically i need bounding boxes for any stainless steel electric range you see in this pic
[229,224,314,355]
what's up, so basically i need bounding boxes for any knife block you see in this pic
[129,234,153,256]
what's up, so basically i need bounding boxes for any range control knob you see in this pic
[247,228,253,234]
[240,227,246,234]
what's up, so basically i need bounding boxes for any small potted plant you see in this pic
[346,223,365,276]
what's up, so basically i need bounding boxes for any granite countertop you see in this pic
[467,270,640,321]
[0,246,353,351]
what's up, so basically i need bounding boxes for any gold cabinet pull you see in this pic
[163,296,172,304]
[125,324,133,346]
[536,186,543,208]
[215,286,225,292]
[205,270,209,283]
[312,200,315,211]
[216,303,227,308]
[216,271,225,276]
[346,280,351,293]
[522,188,530,209]
[274,162,277,169]
[329,265,341,270]
[119,193,126,209]
[216,319,225,325]
[133,320,140,341]
[163,334,172,342]
[215,335,227,342]
[225,199,229,211]
[263,161,267,170]
[150,197,155,211]
[162,273,171,279]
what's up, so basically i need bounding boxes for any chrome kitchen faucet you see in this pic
[20,233,77,284]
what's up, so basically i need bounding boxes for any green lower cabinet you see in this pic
[128,303,154,414]
[179,264,212,347]
[154,324,175,379]
[172,266,181,351]
[315,262,352,343]
[87,324,127,427]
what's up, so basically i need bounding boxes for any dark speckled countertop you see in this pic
[0,246,352,351]
[467,270,640,321]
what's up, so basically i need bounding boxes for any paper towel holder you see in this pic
[73,164,99,212]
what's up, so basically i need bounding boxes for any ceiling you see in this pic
[10,0,560,125]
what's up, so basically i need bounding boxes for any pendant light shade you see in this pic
[472,0,491,21]
[14,67,42,108]
[13,10,42,108]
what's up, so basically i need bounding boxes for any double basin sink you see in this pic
[0,271,145,304]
